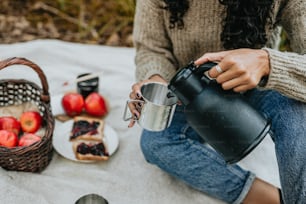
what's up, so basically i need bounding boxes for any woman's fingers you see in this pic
[196,49,270,92]
[127,76,167,128]
[127,100,141,128]
[128,81,145,128]
[208,63,228,79]
[194,51,228,65]
[211,68,258,92]
[131,83,142,97]
[128,88,142,128]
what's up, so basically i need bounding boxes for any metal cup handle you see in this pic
[123,99,144,121]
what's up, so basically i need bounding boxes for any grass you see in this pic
[31,0,136,45]
[0,0,136,46]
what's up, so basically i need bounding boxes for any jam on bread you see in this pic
[73,140,109,161]
[69,116,104,141]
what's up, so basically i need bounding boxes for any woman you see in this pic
[128,0,306,203]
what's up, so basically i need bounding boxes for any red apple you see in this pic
[61,92,84,117]
[0,116,21,135]
[20,111,42,133]
[0,130,18,148]
[18,133,41,147]
[84,92,108,117]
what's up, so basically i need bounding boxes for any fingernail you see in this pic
[133,114,138,120]
[136,92,142,98]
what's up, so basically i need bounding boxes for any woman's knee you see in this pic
[271,99,306,141]
[140,128,186,165]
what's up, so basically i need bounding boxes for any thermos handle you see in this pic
[168,61,219,105]
[193,61,217,84]
[195,62,217,74]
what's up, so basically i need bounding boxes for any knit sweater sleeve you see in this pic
[133,0,177,82]
[262,0,306,102]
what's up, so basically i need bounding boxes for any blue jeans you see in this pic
[140,89,306,204]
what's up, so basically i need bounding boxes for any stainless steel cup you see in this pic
[123,82,177,131]
[75,194,108,204]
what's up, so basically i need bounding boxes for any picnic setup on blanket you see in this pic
[0,40,280,204]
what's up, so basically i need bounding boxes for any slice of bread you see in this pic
[69,116,104,141]
[72,140,109,161]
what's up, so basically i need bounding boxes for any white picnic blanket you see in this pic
[0,39,280,204]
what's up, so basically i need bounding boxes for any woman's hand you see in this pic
[128,74,167,128]
[194,48,270,92]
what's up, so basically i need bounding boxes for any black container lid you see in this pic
[168,62,216,105]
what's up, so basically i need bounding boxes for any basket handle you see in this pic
[0,57,50,103]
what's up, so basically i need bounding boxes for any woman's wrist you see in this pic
[260,48,271,77]
[258,49,271,87]
[148,74,167,83]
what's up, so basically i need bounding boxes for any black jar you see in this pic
[77,73,99,98]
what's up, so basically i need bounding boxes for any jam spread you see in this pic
[76,142,109,156]
[70,120,100,140]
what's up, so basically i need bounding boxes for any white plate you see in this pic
[53,120,119,162]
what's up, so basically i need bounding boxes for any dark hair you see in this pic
[163,0,274,49]
[163,0,189,29]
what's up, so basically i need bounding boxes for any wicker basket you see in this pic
[0,57,54,172]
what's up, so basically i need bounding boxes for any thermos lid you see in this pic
[169,63,196,105]
[169,62,216,105]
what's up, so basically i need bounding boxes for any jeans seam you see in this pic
[226,165,248,180]
[232,172,256,204]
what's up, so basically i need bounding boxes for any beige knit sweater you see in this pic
[133,0,306,102]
